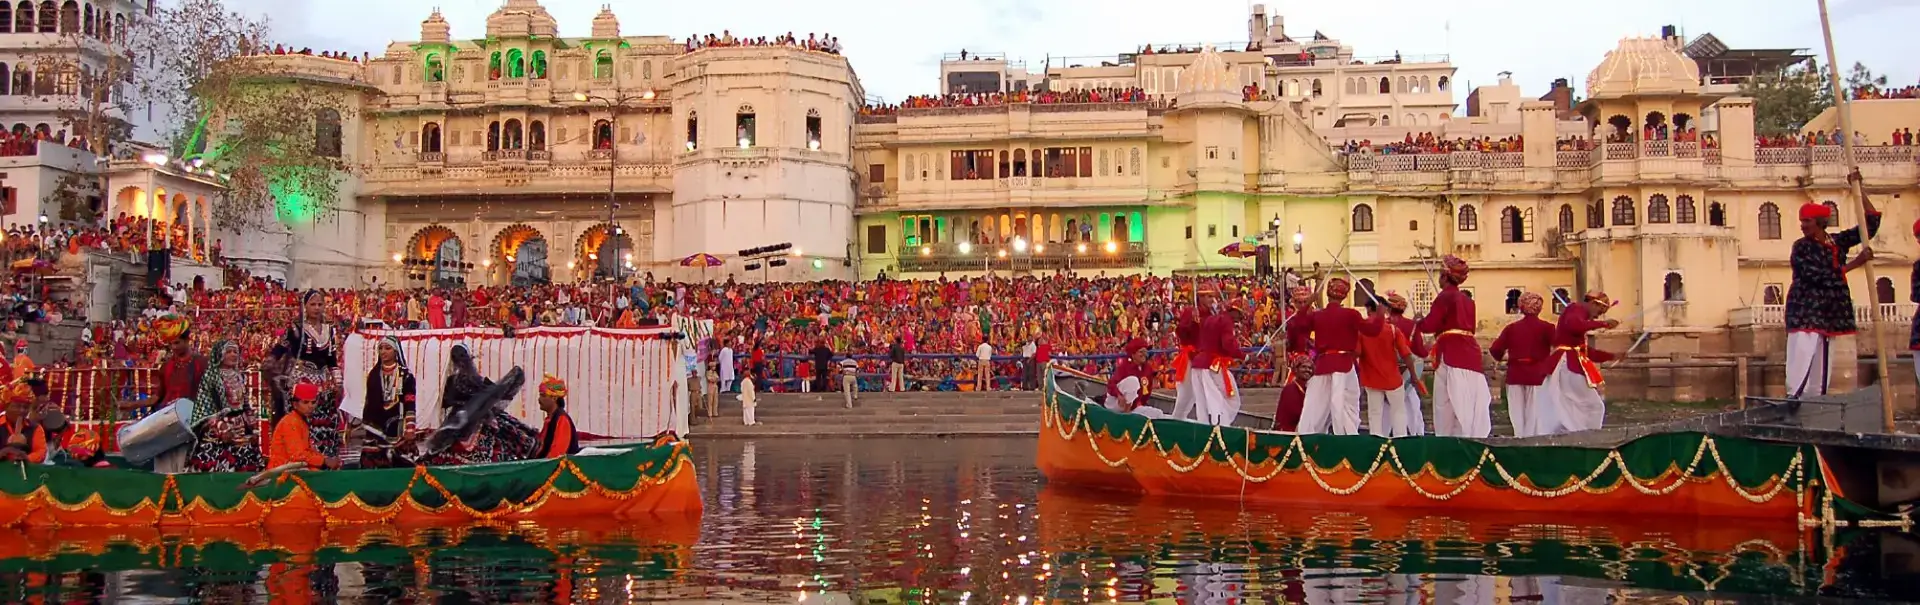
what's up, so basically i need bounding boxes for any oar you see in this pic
[239,462,308,490]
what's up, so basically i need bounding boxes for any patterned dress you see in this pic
[283,323,345,458]
[187,368,266,473]
[1785,212,1880,336]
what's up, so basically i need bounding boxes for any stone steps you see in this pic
[684,388,1292,438]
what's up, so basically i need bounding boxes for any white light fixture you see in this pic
[573,92,589,102]
[808,139,820,151]
[1034,244,1045,253]
[482,259,492,267]
[566,261,576,269]
[958,242,972,255]
[686,141,696,151]
[641,90,656,100]
[1292,229,1303,245]
[791,247,802,257]
[920,246,931,256]
[1076,243,1087,254]
[738,138,752,149]
[505,255,516,263]
[37,215,47,224]
[1104,241,1118,254]
[1011,237,1028,253]
[624,253,633,262]
[141,152,168,165]
[392,253,403,263]
[997,249,1007,258]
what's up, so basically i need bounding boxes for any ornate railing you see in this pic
[1735,303,1917,327]
[1604,142,1637,161]
[1555,150,1592,168]
[417,152,444,163]
[1756,147,1810,165]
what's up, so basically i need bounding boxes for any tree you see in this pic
[1845,61,1888,98]
[1738,58,1833,136]
[26,18,142,227]
[135,0,355,229]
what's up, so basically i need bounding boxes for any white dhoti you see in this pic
[1785,331,1832,399]
[1534,363,1606,436]
[1188,368,1242,426]
[1171,374,1199,421]
[1299,371,1361,435]
[1401,359,1428,436]
[1363,386,1406,437]
[1103,376,1141,413]
[1432,363,1493,438]
[1505,384,1540,438]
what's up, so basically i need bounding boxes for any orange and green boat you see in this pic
[1040,368,1914,529]
[0,435,702,527]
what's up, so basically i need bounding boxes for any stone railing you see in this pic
[498,149,526,161]
[855,114,898,124]
[529,150,551,161]
[1641,140,1671,157]
[417,152,443,163]
[1756,147,1810,165]
[1555,150,1593,168]
[1604,142,1636,161]
[588,149,614,160]
[1733,303,1917,327]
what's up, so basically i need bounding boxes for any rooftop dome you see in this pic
[486,0,558,39]
[419,9,450,44]
[591,5,620,39]
[1181,45,1237,95]
[1585,37,1702,99]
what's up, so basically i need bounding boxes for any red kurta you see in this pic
[1274,377,1306,432]
[1488,316,1554,386]
[1417,285,1484,372]
[1190,312,1243,369]
[1286,306,1382,375]
[1105,359,1150,410]
[1547,304,1616,378]
[1389,314,1428,359]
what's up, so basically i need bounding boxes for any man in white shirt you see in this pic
[718,341,736,393]
[1019,340,1038,391]
[975,340,994,391]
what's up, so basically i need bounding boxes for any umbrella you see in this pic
[1216,242,1269,259]
[679,253,723,282]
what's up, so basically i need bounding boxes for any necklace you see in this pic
[380,365,403,410]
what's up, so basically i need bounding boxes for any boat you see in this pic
[0,434,703,527]
[1040,366,1917,528]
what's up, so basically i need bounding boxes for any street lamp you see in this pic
[576,90,650,301]
[1292,228,1305,271]
[1104,240,1118,254]
[1012,236,1028,254]
[958,241,972,255]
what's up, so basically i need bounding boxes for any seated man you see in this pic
[535,375,579,459]
[268,383,340,470]
[0,382,45,463]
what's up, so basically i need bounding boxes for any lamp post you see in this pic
[576,90,652,309]
[1292,228,1304,273]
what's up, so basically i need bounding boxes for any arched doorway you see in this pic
[576,223,636,282]
[407,225,466,288]
[491,224,550,286]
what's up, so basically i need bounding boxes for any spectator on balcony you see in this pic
[1784,170,1879,399]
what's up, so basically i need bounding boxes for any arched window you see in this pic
[1456,204,1478,231]
[1676,195,1697,224]
[1311,78,1322,97]
[529,120,545,151]
[506,49,524,79]
[12,67,29,97]
[1351,203,1374,232]
[1557,204,1574,234]
[1552,288,1571,314]
[1611,196,1636,226]
[805,108,822,150]
[36,0,52,33]
[424,53,444,82]
[1397,76,1407,93]
[735,104,756,148]
[531,50,547,79]
[1500,206,1528,243]
[488,52,501,80]
[14,1,31,33]
[1876,277,1896,304]
[684,112,697,150]
[642,60,651,80]
[1758,202,1782,240]
[593,119,613,149]
[1823,200,1841,221]
[1663,272,1685,302]
[0,63,8,96]
[486,121,500,151]
[1647,194,1671,223]
[502,119,523,150]
[1378,77,1390,94]
[1504,289,1523,315]
[313,108,342,157]
[1708,201,1726,227]
[1763,284,1784,305]
[0,3,10,33]
[111,11,120,41]
[81,2,89,35]
[57,0,73,33]
[421,123,441,153]
[594,50,613,79]
[1437,76,1450,91]
[1420,76,1431,93]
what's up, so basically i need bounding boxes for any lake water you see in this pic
[2,437,1913,603]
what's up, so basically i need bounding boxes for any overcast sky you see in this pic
[226,0,1914,105]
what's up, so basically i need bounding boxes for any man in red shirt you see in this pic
[1288,278,1383,435]
[1356,296,1416,437]
[1417,255,1492,437]
[1189,295,1245,426]
[1103,338,1152,413]
[1169,295,1209,422]
[1536,291,1619,435]
[1489,292,1554,437]
[1382,291,1427,436]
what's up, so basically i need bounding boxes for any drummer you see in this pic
[118,316,204,415]
[268,382,340,470]
[0,381,46,464]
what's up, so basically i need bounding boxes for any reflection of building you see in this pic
[854,24,1920,401]
[211,0,864,287]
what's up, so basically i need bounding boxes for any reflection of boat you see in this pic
[1041,367,1906,526]
[1034,483,1824,599]
[0,435,702,527]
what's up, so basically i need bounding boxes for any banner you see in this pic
[341,326,684,439]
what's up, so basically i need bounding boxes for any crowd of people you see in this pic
[1758,129,1869,148]
[685,31,842,55]
[1338,134,1526,155]
[860,88,1162,115]
[241,43,368,63]
[1853,85,1918,100]
[0,129,88,157]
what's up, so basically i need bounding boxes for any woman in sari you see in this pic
[187,341,267,473]
[428,344,536,465]
[361,336,417,439]
[279,290,346,458]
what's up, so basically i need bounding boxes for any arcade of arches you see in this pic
[113,185,214,254]
[394,217,651,287]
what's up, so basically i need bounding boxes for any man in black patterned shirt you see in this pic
[1784,172,1878,398]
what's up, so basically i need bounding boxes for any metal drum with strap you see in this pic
[116,399,197,465]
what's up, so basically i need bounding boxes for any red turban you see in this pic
[1911,217,1920,237]
[1799,203,1831,221]
[1123,338,1150,356]
[1325,277,1351,299]
[1441,255,1470,280]
[1384,290,1409,311]
[1518,292,1544,316]
[292,382,321,402]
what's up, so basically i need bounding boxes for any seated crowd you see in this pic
[1853,84,1919,100]
[686,31,841,54]
[862,87,1160,114]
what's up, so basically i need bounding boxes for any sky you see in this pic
[226,0,1916,105]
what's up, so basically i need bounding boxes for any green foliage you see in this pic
[1737,58,1833,136]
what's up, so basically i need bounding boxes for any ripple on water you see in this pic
[0,437,1910,603]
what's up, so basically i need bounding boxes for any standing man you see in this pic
[887,335,907,392]
[1355,295,1417,437]
[1785,178,1879,399]
[1535,291,1620,435]
[1910,219,1920,386]
[1033,335,1052,389]
[1418,255,1492,437]
[1289,278,1377,435]
[1020,338,1038,390]
[1191,297,1248,426]
[839,355,860,409]
[1382,291,1427,436]
[1489,292,1554,437]
[1170,296,1209,421]
[974,338,994,391]
[809,338,835,394]
[718,337,737,393]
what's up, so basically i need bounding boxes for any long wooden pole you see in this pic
[1816,0,1898,433]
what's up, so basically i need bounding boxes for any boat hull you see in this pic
[0,437,703,527]
[1039,374,1823,524]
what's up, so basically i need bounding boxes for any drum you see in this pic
[117,399,197,465]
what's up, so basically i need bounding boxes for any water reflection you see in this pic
[0,437,1911,603]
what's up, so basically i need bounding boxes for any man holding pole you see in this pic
[1489,292,1554,437]
[1190,295,1246,426]
[1534,291,1619,435]
[1418,255,1492,437]
[1383,291,1428,436]
[1784,177,1878,399]
[1289,278,1380,435]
